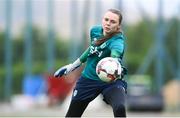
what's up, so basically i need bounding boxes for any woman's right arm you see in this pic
[79,47,90,63]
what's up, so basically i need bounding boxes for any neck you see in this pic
[103,31,106,36]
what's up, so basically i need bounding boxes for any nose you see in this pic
[106,21,110,26]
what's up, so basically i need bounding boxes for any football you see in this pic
[96,57,122,82]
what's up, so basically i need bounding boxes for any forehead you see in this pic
[103,11,119,21]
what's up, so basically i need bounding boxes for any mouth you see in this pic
[104,27,110,31]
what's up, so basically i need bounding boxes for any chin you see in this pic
[103,30,112,35]
[105,32,112,35]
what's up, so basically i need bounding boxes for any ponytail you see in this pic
[94,31,120,46]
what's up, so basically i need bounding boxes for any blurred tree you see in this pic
[0,17,179,99]
[125,18,179,83]
[126,21,155,74]
[166,18,179,64]
[0,26,70,99]
[0,32,5,66]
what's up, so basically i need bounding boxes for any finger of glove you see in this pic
[64,64,73,74]
[54,68,67,78]
[121,67,127,75]
[117,67,122,75]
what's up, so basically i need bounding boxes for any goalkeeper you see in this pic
[54,8,128,117]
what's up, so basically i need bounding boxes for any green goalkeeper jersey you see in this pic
[80,25,126,81]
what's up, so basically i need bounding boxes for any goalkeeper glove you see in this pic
[118,66,127,79]
[114,58,127,79]
[54,58,81,78]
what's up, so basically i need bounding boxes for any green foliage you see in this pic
[165,18,179,63]
[0,18,179,100]
[0,32,5,66]
[125,21,155,73]
[125,18,179,84]
[0,26,69,100]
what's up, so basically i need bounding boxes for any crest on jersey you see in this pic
[73,89,78,97]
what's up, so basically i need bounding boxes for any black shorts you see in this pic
[71,76,127,102]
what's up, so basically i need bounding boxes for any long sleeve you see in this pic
[79,47,90,63]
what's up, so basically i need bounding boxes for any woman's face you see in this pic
[102,11,120,35]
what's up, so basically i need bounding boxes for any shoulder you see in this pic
[109,33,126,48]
[89,25,103,39]
[90,25,102,32]
[113,32,126,41]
